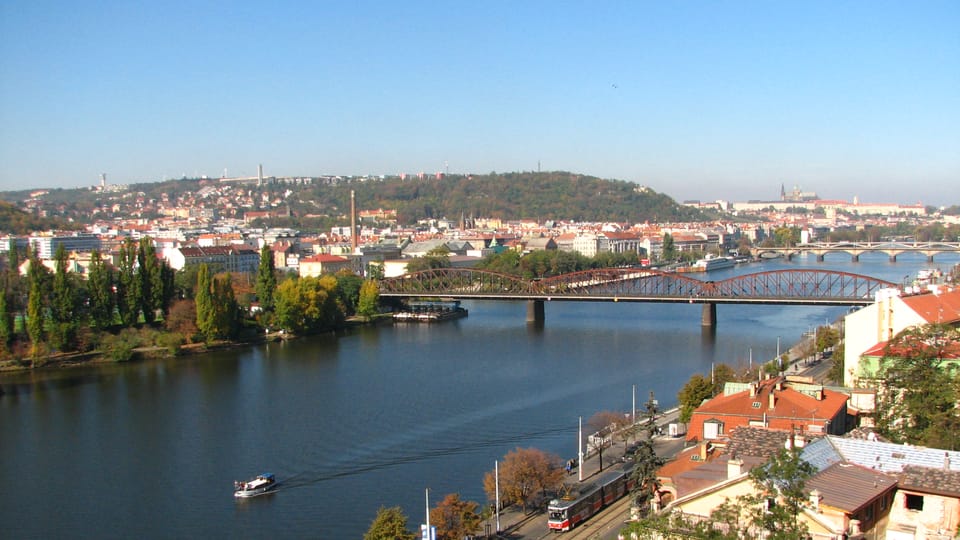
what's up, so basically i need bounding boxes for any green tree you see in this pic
[405,246,452,273]
[363,506,416,540]
[116,237,139,326]
[430,493,481,540]
[50,244,78,350]
[744,447,815,540]
[827,342,845,384]
[86,250,115,329]
[357,279,380,320]
[661,233,676,262]
[255,244,276,312]
[0,276,12,353]
[629,440,666,514]
[274,275,344,335]
[677,373,714,424]
[875,324,960,449]
[195,264,214,339]
[137,237,162,324]
[26,250,48,357]
[335,272,363,316]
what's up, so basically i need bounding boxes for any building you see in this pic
[686,377,849,443]
[161,245,260,273]
[298,254,354,277]
[28,232,101,259]
[844,286,960,387]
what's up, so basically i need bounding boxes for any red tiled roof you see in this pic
[300,254,349,263]
[901,288,960,324]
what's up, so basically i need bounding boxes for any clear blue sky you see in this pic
[1,1,957,206]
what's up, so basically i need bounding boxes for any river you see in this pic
[1,252,956,538]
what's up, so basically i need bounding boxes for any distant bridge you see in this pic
[379,268,896,326]
[752,241,960,263]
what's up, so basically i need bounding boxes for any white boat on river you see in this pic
[234,473,277,498]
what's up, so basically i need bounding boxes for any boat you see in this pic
[693,255,736,272]
[234,473,277,498]
[393,300,468,323]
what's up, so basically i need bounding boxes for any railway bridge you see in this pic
[752,241,960,263]
[378,268,896,327]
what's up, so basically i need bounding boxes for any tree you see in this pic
[875,323,960,449]
[26,250,49,357]
[405,246,451,273]
[814,325,839,354]
[827,342,845,384]
[50,244,78,350]
[165,299,199,342]
[255,244,276,313]
[363,506,416,540]
[0,276,12,353]
[137,237,160,323]
[86,250,115,329]
[195,264,214,340]
[588,410,626,471]
[116,237,139,326]
[743,447,815,540]
[643,390,660,440]
[629,440,666,514]
[661,233,676,262]
[430,493,481,540]
[357,279,380,321]
[677,373,713,424]
[483,447,564,512]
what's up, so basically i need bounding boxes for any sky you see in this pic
[1,1,958,206]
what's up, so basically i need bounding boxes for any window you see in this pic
[905,494,924,511]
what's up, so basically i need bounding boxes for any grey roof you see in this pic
[801,436,960,474]
[899,465,960,497]
[806,462,897,512]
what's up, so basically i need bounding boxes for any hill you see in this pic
[306,171,710,224]
[0,200,78,235]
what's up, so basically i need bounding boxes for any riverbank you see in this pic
[0,315,391,376]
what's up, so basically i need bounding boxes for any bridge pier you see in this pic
[816,254,825,262]
[851,254,860,262]
[527,300,544,324]
[889,254,897,263]
[928,255,935,263]
[701,302,716,329]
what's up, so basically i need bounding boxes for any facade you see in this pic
[28,232,101,259]
[162,245,260,273]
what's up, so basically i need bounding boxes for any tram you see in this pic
[547,466,634,532]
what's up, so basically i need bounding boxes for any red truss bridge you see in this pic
[379,268,896,325]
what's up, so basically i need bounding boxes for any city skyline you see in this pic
[1,2,957,206]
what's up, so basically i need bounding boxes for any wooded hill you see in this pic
[0,200,77,235]
[318,171,710,224]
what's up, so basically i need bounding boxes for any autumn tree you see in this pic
[588,410,627,471]
[363,506,416,540]
[483,447,564,512]
[357,279,380,320]
[165,299,199,342]
[429,493,481,540]
[274,275,343,334]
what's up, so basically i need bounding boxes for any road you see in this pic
[489,409,686,540]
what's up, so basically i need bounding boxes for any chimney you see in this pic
[350,190,358,254]
[809,489,822,511]
[727,457,744,479]
[700,441,709,461]
[768,389,776,410]
[849,519,862,536]
[946,452,952,471]
[749,383,757,397]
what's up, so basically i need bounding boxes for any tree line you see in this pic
[0,239,381,365]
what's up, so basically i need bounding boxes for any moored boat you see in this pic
[693,255,736,272]
[234,473,277,498]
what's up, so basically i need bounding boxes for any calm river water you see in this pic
[1,253,956,539]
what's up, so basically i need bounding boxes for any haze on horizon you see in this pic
[1,2,957,207]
